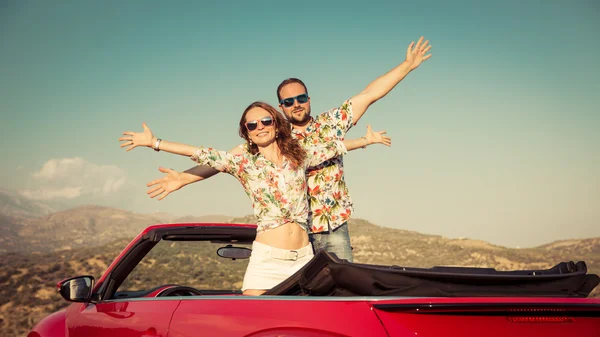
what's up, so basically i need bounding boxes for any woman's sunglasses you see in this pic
[279,94,309,108]
[245,116,274,131]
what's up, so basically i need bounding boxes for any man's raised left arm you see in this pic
[351,36,432,123]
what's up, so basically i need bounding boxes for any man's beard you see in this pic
[289,108,311,126]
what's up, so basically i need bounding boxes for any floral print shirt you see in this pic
[291,99,355,233]
[191,140,347,235]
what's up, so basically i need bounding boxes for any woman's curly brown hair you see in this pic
[238,101,306,168]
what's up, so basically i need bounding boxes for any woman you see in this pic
[119,101,388,295]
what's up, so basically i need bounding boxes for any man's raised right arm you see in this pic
[146,144,244,200]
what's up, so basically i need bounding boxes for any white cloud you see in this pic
[33,157,86,180]
[21,157,127,200]
[20,186,83,200]
[102,177,126,195]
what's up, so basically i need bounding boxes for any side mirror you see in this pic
[217,245,252,260]
[58,276,95,302]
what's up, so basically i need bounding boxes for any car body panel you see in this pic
[167,297,388,337]
[65,300,181,337]
[371,297,600,337]
[26,310,66,337]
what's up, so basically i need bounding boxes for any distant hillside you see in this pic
[0,205,236,254]
[0,213,24,253]
[8,205,164,253]
[538,238,600,255]
[0,189,55,219]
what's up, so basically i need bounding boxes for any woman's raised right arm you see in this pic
[119,123,198,157]
[119,123,241,175]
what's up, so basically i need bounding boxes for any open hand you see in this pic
[405,36,432,71]
[146,167,186,200]
[365,125,391,147]
[119,123,155,152]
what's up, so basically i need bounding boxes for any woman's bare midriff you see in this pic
[254,221,309,250]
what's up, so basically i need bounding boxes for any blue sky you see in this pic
[1,0,598,247]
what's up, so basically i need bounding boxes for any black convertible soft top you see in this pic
[265,250,600,297]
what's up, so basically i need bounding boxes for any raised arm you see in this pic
[303,124,391,168]
[342,125,391,151]
[146,145,245,200]
[351,36,432,124]
[119,123,198,157]
[119,122,241,175]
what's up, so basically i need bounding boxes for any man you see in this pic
[146,37,431,262]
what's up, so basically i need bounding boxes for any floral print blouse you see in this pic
[191,140,347,235]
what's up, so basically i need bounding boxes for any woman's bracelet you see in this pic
[361,136,368,149]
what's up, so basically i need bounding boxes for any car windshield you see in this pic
[116,240,250,296]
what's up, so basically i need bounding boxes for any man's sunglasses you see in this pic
[279,94,309,108]
[245,116,274,131]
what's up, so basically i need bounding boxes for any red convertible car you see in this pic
[28,223,600,337]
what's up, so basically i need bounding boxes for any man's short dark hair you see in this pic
[277,78,308,102]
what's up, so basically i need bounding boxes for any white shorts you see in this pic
[241,241,314,291]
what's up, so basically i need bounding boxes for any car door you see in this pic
[65,299,181,337]
[167,297,388,337]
